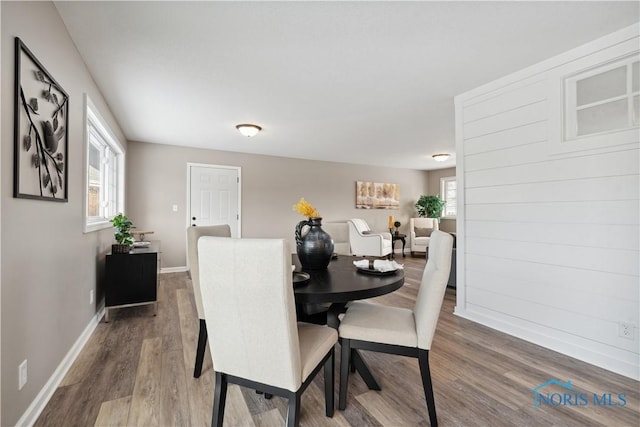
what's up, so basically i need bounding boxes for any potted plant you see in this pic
[110,213,134,254]
[415,195,445,220]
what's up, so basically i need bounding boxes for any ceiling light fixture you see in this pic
[235,124,262,137]
[432,153,450,162]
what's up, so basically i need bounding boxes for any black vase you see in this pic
[295,217,334,270]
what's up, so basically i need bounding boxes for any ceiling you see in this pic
[55,1,639,170]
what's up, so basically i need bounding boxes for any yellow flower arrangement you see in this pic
[293,197,321,219]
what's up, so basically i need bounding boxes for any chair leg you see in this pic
[194,319,207,378]
[418,349,437,427]
[351,350,381,391]
[324,348,335,417]
[286,392,301,427]
[338,338,351,410]
[212,371,228,427]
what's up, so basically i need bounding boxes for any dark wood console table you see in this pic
[105,241,160,321]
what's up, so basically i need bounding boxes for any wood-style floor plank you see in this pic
[159,349,191,426]
[127,337,162,426]
[34,257,639,426]
[252,408,285,426]
[356,389,421,426]
[224,385,257,426]
[93,396,131,427]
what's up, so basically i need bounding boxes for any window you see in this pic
[84,95,124,232]
[440,176,456,218]
[565,55,639,140]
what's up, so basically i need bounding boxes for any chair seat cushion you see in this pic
[298,323,338,381]
[339,301,417,347]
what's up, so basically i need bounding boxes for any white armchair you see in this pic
[410,218,439,256]
[347,219,392,258]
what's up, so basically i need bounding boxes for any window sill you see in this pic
[84,220,112,233]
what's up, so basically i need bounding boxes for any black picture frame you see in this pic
[14,37,69,202]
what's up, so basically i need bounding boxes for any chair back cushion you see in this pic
[198,237,302,391]
[413,231,453,350]
[349,218,371,234]
[186,225,232,319]
[410,217,439,233]
[414,227,433,237]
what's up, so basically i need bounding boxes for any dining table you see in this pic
[293,254,405,391]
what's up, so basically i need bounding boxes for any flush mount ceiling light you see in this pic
[432,153,450,162]
[235,124,262,137]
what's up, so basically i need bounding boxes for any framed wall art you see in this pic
[355,181,400,209]
[14,37,69,202]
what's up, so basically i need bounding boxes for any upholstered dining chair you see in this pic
[347,218,393,257]
[337,230,453,426]
[198,237,338,427]
[186,224,232,378]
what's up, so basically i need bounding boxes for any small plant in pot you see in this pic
[415,195,445,220]
[110,213,134,254]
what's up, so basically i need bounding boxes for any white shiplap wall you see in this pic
[454,24,640,380]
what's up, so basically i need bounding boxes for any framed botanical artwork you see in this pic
[14,37,69,202]
[355,181,400,209]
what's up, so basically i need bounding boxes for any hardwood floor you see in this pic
[35,255,639,426]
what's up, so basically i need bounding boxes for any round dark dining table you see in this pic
[293,255,405,305]
[292,254,405,391]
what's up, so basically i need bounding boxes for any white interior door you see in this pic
[188,164,240,237]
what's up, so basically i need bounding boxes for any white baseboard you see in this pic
[16,306,105,427]
[454,306,640,381]
[160,266,188,274]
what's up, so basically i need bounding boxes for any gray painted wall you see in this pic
[1,2,126,425]
[127,141,430,268]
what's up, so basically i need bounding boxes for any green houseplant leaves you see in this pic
[415,195,445,219]
[110,213,134,246]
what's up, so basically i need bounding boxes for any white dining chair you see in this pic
[198,237,338,427]
[186,224,231,378]
[337,230,453,426]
